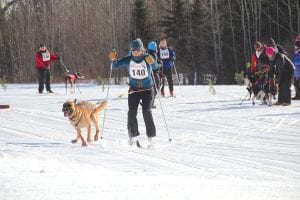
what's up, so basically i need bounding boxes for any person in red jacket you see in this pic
[249,41,269,85]
[35,44,59,93]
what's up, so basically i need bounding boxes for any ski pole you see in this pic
[75,82,82,93]
[102,0,116,139]
[101,60,113,139]
[239,92,249,105]
[150,67,172,142]
[173,62,184,97]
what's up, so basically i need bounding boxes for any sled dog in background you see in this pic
[64,72,84,94]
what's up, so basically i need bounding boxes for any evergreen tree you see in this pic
[161,0,186,41]
[0,1,17,82]
[131,0,152,43]
[160,0,188,73]
[189,0,211,83]
[0,10,9,79]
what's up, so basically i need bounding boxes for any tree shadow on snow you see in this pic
[257,112,300,117]
[183,99,241,105]
[178,104,254,113]
[6,142,64,148]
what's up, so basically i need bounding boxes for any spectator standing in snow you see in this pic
[35,44,59,93]
[292,35,300,100]
[158,37,176,97]
[265,46,295,106]
[108,38,158,147]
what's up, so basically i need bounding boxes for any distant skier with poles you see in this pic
[158,36,176,97]
[292,35,300,100]
[35,44,59,94]
[147,41,160,108]
[108,38,158,147]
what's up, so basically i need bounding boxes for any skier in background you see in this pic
[158,36,176,97]
[35,44,59,94]
[147,41,160,108]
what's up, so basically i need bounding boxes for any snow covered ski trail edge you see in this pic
[0,84,300,200]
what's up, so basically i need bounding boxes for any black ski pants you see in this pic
[37,68,51,93]
[294,77,300,97]
[161,67,173,92]
[127,87,156,138]
[278,74,292,104]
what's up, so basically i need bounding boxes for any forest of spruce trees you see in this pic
[0,0,299,83]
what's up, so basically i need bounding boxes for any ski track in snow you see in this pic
[0,84,300,200]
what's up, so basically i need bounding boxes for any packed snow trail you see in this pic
[0,84,300,200]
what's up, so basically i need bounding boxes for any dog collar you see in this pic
[70,113,82,128]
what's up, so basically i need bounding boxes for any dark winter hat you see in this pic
[40,43,46,48]
[130,38,144,51]
[266,38,276,46]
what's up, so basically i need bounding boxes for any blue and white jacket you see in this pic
[158,47,176,69]
[112,54,158,90]
[293,50,300,78]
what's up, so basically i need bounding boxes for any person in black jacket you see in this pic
[265,46,295,106]
[265,38,288,55]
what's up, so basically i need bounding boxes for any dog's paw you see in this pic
[87,139,93,144]
[94,135,99,141]
[71,139,77,144]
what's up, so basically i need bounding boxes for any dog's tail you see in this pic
[93,100,108,113]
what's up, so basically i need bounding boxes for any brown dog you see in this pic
[62,99,108,146]
[64,72,84,94]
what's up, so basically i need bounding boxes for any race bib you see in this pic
[160,48,170,59]
[129,60,148,80]
[42,52,50,62]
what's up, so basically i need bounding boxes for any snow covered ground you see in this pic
[0,83,300,200]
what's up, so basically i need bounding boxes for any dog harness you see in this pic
[68,74,78,81]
